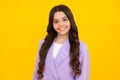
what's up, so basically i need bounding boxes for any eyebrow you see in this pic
[53,16,68,20]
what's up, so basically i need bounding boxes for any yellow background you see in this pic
[0,0,120,80]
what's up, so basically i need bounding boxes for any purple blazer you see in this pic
[33,38,90,80]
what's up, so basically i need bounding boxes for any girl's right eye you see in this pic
[53,20,58,23]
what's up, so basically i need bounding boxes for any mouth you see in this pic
[58,27,67,31]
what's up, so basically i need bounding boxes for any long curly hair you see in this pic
[37,4,81,80]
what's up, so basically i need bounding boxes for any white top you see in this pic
[52,41,63,59]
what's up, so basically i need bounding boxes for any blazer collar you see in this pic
[54,37,70,67]
[45,38,70,77]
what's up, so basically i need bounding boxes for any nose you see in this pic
[59,21,64,26]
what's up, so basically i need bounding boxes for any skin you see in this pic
[53,11,71,44]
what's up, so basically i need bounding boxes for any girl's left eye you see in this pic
[63,18,68,21]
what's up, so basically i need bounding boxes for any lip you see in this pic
[58,27,67,31]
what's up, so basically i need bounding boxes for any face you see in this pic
[53,11,71,37]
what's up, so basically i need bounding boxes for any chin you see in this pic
[58,32,68,36]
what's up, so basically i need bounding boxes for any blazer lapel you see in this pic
[45,42,58,79]
[54,38,70,68]
[45,38,70,79]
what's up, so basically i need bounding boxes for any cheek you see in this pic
[53,25,57,31]
[67,23,71,29]
[67,21,70,27]
[53,23,55,28]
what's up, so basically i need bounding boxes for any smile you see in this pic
[58,27,67,31]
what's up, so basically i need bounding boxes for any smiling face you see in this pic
[53,11,71,37]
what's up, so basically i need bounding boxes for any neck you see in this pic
[55,34,68,44]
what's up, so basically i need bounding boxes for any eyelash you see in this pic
[54,18,68,23]
[53,21,58,23]
[63,19,67,21]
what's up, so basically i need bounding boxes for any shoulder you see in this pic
[39,38,45,45]
[79,40,88,51]
[38,38,45,50]
[79,40,89,60]
[39,38,45,44]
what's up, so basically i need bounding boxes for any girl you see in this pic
[33,4,90,80]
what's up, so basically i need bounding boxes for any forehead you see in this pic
[53,11,67,20]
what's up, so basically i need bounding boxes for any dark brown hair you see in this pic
[37,4,81,80]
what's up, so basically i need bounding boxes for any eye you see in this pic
[63,18,68,21]
[53,20,58,23]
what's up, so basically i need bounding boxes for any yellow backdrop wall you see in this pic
[0,0,120,80]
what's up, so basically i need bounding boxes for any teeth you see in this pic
[61,28,65,30]
[59,27,66,31]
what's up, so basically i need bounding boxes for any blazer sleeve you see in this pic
[76,41,90,80]
[33,39,44,80]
